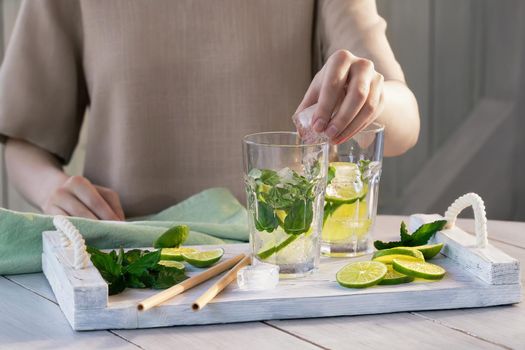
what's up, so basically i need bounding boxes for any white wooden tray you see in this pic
[42,214,521,331]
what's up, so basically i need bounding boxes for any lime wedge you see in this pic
[257,234,299,260]
[372,247,425,261]
[378,266,414,285]
[153,225,190,248]
[325,162,367,204]
[410,243,444,259]
[161,247,199,261]
[182,248,224,268]
[322,201,371,241]
[336,261,387,288]
[158,260,186,271]
[392,259,446,280]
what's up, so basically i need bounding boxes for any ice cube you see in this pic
[292,103,328,144]
[237,262,280,291]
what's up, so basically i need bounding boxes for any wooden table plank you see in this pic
[413,238,525,349]
[266,313,501,349]
[114,323,323,350]
[6,273,56,303]
[0,276,136,350]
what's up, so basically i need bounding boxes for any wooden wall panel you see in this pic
[377,0,432,212]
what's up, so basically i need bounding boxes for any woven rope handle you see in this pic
[444,193,488,248]
[53,216,90,269]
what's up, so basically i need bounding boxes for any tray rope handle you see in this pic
[52,216,90,269]
[444,193,488,248]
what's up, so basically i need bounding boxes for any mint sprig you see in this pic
[374,220,447,250]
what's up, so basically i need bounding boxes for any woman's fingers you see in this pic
[325,58,376,140]
[333,73,385,144]
[313,50,353,132]
[48,187,98,220]
[295,70,323,114]
[95,185,125,220]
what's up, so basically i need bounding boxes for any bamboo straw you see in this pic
[137,253,246,311]
[192,255,251,311]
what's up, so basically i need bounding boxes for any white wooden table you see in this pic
[1,215,523,350]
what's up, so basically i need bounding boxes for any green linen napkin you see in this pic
[0,187,249,275]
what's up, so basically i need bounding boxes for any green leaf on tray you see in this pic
[88,246,188,296]
[125,250,161,276]
[374,220,447,250]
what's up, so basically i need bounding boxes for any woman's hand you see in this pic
[296,49,385,144]
[42,175,125,221]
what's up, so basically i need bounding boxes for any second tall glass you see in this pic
[321,123,384,257]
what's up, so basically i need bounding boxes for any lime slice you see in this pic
[257,234,299,260]
[378,266,414,285]
[336,261,387,288]
[325,162,367,204]
[410,243,444,260]
[158,260,186,271]
[392,259,446,280]
[161,247,199,261]
[182,248,224,268]
[372,247,425,261]
[153,225,190,248]
[372,254,424,265]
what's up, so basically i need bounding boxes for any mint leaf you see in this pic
[125,250,161,276]
[255,200,278,232]
[88,248,126,295]
[327,165,336,185]
[410,220,447,246]
[283,199,313,235]
[399,222,410,242]
[152,266,188,289]
[373,220,447,250]
[260,169,280,186]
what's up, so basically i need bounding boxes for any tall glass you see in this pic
[321,123,384,257]
[243,132,329,278]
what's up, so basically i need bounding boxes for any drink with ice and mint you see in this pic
[243,132,328,278]
[320,123,385,257]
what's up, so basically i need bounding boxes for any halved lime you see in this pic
[158,260,186,270]
[378,266,414,285]
[325,162,367,204]
[153,225,190,248]
[257,234,298,260]
[372,247,425,261]
[336,261,387,288]
[182,248,224,268]
[392,259,446,280]
[410,243,444,260]
[161,247,199,261]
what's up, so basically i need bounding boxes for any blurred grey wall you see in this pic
[376,0,525,220]
[1,0,524,221]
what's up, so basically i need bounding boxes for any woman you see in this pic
[0,0,419,219]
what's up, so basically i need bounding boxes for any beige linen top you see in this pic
[0,0,403,216]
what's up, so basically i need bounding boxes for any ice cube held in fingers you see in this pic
[292,103,328,144]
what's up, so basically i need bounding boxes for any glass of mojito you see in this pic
[321,123,384,257]
[243,132,328,278]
